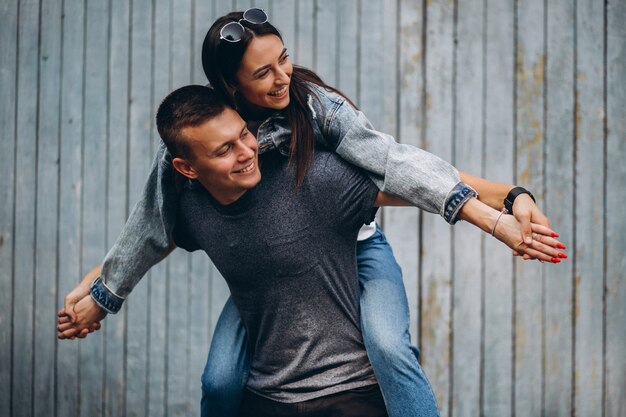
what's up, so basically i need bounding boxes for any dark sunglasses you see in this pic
[219,8,268,43]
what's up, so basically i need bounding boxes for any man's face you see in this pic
[179,108,261,205]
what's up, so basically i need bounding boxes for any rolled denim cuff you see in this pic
[443,182,478,225]
[90,276,125,314]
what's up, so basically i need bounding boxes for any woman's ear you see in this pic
[172,157,198,179]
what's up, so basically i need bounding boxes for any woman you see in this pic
[58,8,565,417]
[196,10,561,417]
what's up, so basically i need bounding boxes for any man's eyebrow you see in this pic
[252,49,288,77]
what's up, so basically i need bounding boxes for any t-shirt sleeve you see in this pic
[309,152,379,232]
[172,199,201,252]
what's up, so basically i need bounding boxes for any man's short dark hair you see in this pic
[156,85,228,159]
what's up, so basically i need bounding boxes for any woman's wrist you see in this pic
[458,197,500,234]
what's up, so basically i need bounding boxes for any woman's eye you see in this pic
[257,70,269,78]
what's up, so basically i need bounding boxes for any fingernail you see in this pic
[556,243,566,249]
[551,232,559,238]
[558,252,568,259]
[525,237,532,244]
[551,258,561,263]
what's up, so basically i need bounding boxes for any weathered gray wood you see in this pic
[192,0,214,84]
[335,0,358,101]
[544,0,575,415]
[32,0,61,415]
[80,2,110,416]
[387,0,423,344]
[146,1,172,416]
[452,0,484,415]
[514,0,545,414]
[358,0,384,129]
[12,0,40,414]
[605,2,626,416]
[104,1,131,416]
[272,0,297,59]
[422,0,456,414]
[56,1,85,415]
[295,0,314,70]
[482,1,515,415]
[0,0,18,414]
[125,0,154,415]
[168,2,194,415]
[313,0,337,86]
[574,0,606,415]
[188,0,215,412]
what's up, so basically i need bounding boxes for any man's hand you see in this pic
[511,193,551,246]
[57,294,107,339]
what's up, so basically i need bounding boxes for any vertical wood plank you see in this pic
[314,0,337,86]
[385,0,424,347]
[33,0,61,415]
[79,1,110,416]
[482,1,515,415]
[12,0,41,414]
[192,0,214,84]
[514,0,545,414]
[295,0,314,70]
[104,1,131,416]
[0,0,18,414]
[544,0,575,415]
[190,0,214,410]
[358,0,383,128]
[272,0,296,62]
[168,1,194,415]
[125,0,154,415]
[605,1,626,416]
[335,0,358,101]
[574,0,606,415]
[422,0,456,414]
[56,1,85,416]
[147,0,171,415]
[452,0,484,415]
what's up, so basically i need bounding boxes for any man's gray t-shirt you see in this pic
[174,151,379,403]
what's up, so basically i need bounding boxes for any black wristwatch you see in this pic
[504,187,535,215]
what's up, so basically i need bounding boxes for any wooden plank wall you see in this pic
[0,0,624,416]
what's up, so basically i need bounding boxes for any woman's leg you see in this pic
[357,225,440,417]
[200,296,250,417]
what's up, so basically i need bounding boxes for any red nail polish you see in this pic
[556,243,566,249]
[558,252,568,258]
[551,257,560,263]
[551,232,560,238]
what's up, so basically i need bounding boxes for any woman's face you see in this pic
[235,34,293,111]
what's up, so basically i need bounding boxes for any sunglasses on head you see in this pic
[220,8,268,43]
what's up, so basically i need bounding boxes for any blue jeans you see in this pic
[200,226,440,417]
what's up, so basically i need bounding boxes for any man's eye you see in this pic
[279,54,289,63]
[216,145,232,156]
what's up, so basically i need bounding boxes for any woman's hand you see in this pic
[494,215,567,263]
[57,295,106,340]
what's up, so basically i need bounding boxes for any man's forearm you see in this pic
[460,172,514,210]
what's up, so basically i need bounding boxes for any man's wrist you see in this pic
[90,276,125,314]
[504,187,535,215]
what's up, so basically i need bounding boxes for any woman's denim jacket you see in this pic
[91,83,477,314]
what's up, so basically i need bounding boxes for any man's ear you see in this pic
[172,157,198,179]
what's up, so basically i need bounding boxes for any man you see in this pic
[57,85,563,416]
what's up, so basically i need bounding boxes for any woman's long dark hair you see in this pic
[201,11,355,187]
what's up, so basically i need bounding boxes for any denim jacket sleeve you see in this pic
[91,141,178,313]
[306,84,476,224]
